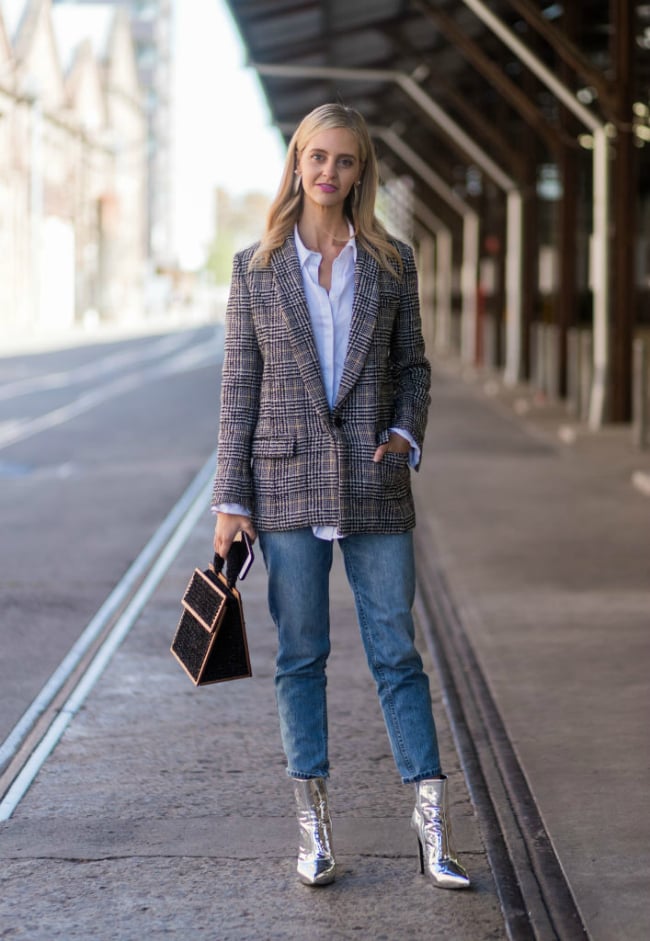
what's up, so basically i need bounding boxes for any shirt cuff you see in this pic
[389,426,421,469]
[212,503,251,517]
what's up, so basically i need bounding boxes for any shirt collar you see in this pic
[294,223,357,269]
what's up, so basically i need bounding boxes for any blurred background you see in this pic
[0,0,285,344]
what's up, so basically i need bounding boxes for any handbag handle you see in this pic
[212,552,234,587]
[213,537,251,589]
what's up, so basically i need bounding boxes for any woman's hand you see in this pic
[373,432,411,463]
[213,513,257,560]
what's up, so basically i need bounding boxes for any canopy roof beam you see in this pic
[459,0,610,426]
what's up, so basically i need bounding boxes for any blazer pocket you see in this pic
[378,450,410,496]
[359,450,410,502]
[252,435,297,459]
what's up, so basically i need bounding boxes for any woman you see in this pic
[212,103,469,891]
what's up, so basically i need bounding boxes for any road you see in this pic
[0,325,223,749]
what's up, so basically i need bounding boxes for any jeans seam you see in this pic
[320,672,328,774]
[344,555,416,780]
[264,530,333,780]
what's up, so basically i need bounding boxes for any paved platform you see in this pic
[0,489,503,935]
[412,360,650,941]
[1,358,648,940]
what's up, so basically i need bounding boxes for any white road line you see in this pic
[0,332,190,401]
[0,340,220,451]
[0,450,216,821]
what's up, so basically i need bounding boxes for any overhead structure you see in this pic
[225,0,650,427]
[456,0,609,427]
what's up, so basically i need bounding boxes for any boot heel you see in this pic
[416,836,425,874]
[411,776,470,890]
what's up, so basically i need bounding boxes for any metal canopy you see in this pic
[225,1,649,150]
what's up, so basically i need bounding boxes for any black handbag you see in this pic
[170,540,253,685]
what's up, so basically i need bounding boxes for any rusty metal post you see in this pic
[632,338,648,449]
[610,0,637,422]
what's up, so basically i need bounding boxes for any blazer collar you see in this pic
[334,244,379,408]
[269,235,380,417]
[270,235,330,419]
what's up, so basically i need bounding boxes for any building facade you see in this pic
[0,0,147,333]
[52,0,174,270]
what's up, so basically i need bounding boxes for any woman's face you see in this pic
[297,127,362,212]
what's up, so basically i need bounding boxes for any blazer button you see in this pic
[333,415,343,427]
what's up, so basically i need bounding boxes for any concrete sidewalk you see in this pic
[0,521,503,939]
[412,360,650,941]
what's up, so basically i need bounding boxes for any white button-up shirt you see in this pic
[294,225,356,539]
[294,224,356,410]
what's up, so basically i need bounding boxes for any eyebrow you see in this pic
[308,147,358,159]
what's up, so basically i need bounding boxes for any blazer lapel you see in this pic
[334,246,379,408]
[270,236,330,420]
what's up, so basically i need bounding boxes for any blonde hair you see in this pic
[250,103,402,278]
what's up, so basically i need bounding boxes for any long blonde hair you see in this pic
[250,103,402,278]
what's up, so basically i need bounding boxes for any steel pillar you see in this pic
[373,127,479,364]
[459,0,611,426]
[380,161,454,354]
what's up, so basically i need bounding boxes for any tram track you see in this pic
[414,518,590,941]
[0,451,216,821]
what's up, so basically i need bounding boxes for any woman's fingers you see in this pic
[373,432,410,462]
[213,513,254,558]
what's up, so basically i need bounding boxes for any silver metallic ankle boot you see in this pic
[411,776,470,889]
[293,777,336,886]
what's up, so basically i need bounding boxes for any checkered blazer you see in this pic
[212,233,431,534]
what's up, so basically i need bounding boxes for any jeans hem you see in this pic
[287,770,330,781]
[402,769,443,785]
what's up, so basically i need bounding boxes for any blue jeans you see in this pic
[258,529,442,784]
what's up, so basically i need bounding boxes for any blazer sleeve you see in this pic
[211,252,263,510]
[388,243,431,467]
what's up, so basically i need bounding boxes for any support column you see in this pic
[417,233,436,351]
[610,0,637,421]
[557,147,578,397]
[435,229,454,354]
[555,2,580,400]
[520,145,539,381]
[459,0,611,425]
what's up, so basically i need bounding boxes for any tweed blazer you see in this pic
[212,234,431,534]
